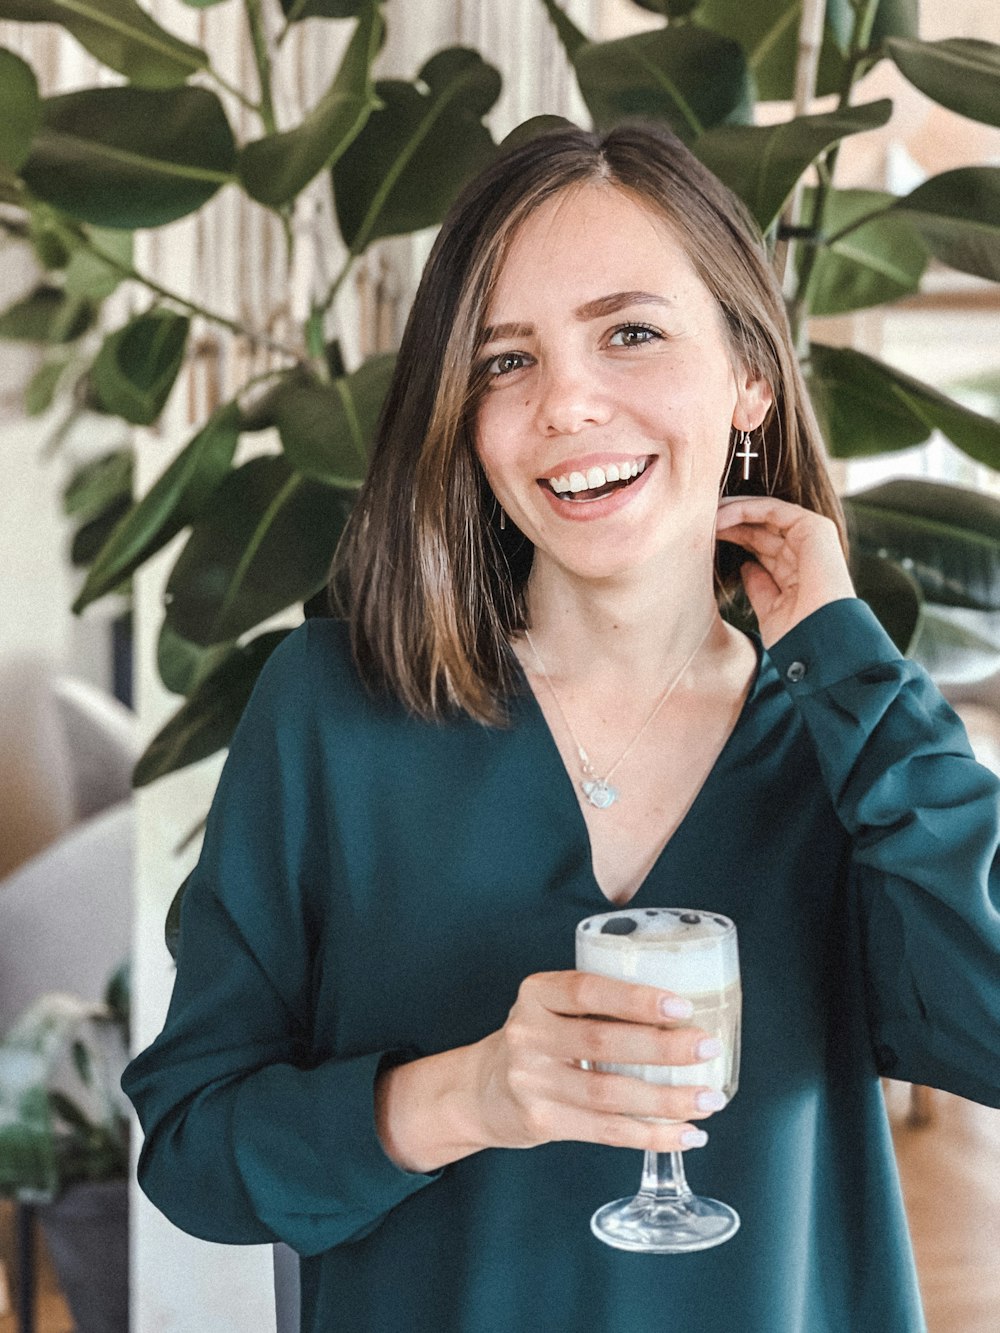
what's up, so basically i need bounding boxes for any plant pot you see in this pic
[36,1178,128,1333]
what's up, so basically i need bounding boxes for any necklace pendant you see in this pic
[582,778,619,810]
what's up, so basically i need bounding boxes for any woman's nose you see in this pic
[534,361,612,437]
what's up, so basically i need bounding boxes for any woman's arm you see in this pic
[767,597,1000,1104]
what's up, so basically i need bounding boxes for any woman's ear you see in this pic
[732,373,773,433]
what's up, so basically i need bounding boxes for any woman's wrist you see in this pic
[374,1038,494,1174]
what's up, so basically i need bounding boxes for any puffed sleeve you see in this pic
[121,624,439,1257]
[767,598,1000,1106]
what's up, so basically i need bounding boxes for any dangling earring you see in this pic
[734,429,758,481]
[499,506,506,531]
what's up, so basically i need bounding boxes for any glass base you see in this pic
[590,1191,740,1254]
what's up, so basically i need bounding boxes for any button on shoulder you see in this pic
[786,660,807,683]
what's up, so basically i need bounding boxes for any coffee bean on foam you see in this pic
[600,917,638,936]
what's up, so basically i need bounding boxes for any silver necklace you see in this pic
[524,618,716,810]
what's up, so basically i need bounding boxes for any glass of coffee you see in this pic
[576,906,741,1253]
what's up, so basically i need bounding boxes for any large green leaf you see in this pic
[164,454,353,645]
[849,549,922,652]
[908,604,1000,683]
[24,356,70,415]
[157,621,233,697]
[844,479,1000,611]
[885,38,1000,128]
[694,100,892,232]
[63,448,133,522]
[696,0,916,100]
[696,0,849,101]
[333,47,500,253]
[238,1,382,208]
[89,310,190,425]
[893,168,1000,283]
[0,49,40,172]
[573,22,753,138]
[21,86,235,229]
[0,285,92,342]
[803,188,927,316]
[135,629,290,787]
[538,0,588,62]
[270,352,394,485]
[279,0,379,16]
[808,344,1000,468]
[63,230,134,300]
[74,403,241,613]
[71,493,133,567]
[629,0,700,16]
[0,0,208,88]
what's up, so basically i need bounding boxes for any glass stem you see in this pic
[639,1150,693,1203]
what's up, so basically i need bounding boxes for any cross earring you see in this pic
[734,429,758,481]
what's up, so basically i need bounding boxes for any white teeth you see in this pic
[547,458,649,497]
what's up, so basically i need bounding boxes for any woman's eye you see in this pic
[486,351,529,378]
[609,324,661,348]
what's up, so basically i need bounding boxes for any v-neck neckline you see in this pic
[511,630,767,906]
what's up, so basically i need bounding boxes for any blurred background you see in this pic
[0,1,998,1329]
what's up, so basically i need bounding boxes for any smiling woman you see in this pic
[334,123,846,724]
[122,122,1000,1333]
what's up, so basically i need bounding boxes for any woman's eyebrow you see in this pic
[480,291,674,344]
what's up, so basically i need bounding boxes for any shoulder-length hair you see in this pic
[330,121,845,724]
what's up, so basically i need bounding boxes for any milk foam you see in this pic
[576,908,739,994]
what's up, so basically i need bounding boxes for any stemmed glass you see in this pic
[576,907,741,1253]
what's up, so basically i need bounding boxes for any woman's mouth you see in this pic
[541,456,651,503]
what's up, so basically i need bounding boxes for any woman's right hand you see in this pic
[469,969,726,1154]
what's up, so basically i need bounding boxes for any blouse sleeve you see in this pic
[767,598,1000,1106]
[121,624,439,1258]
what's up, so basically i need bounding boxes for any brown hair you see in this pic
[330,121,845,723]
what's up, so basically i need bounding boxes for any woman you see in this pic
[123,123,1000,1332]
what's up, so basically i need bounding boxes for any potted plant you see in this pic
[0,966,130,1333]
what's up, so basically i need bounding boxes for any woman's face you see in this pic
[473,182,772,585]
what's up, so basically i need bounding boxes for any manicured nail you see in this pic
[681,1129,708,1149]
[696,1037,723,1060]
[695,1090,727,1112]
[660,996,694,1020]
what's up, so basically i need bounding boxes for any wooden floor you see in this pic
[1,1087,998,1332]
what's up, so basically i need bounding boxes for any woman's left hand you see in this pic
[715,497,856,649]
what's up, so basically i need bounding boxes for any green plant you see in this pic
[0,966,130,1202]
[0,0,998,785]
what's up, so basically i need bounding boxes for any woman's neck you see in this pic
[521,547,723,694]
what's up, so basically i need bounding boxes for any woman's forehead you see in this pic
[485,182,707,318]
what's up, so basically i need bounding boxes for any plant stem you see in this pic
[787,0,883,352]
[772,0,827,288]
[320,254,356,319]
[277,0,311,49]
[244,0,278,135]
[83,238,303,362]
[203,65,260,117]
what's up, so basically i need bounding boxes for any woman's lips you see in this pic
[536,456,656,521]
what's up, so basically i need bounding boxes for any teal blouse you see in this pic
[123,598,1000,1333]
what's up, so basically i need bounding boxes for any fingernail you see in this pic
[696,1037,723,1060]
[681,1129,708,1149]
[660,996,694,1020]
[695,1090,727,1112]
